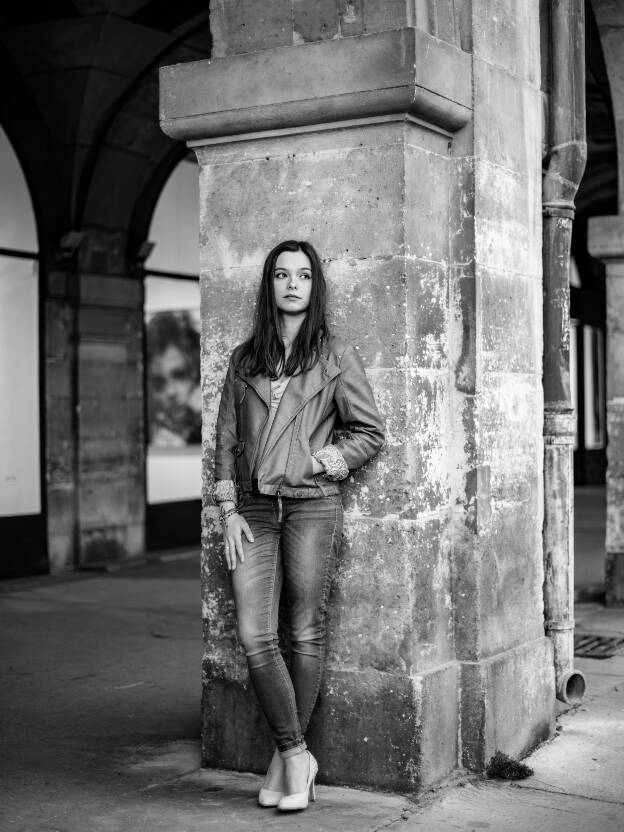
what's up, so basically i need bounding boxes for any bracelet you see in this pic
[219,506,239,526]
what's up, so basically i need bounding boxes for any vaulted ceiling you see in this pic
[0,1,211,254]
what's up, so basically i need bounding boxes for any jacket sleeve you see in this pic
[320,344,385,477]
[214,353,238,483]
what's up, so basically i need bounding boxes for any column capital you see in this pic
[588,214,624,263]
[159,27,472,144]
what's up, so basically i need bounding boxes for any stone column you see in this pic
[160,0,554,790]
[45,230,145,571]
[588,215,624,606]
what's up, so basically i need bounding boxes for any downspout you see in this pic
[542,0,587,704]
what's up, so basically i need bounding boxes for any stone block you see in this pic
[474,161,541,278]
[79,340,142,398]
[80,273,142,308]
[477,498,545,658]
[448,156,476,267]
[479,371,543,503]
[327,515,454,674]
[198,131,407,266]
[326,257,448,371]
[471,0,540,85]
[293,0,339,41]
[338,0,364,36]
[308,663,459,790]
[478,268,541,374]
[473,58,542,174]
[460,636,555,771]
[338,367,450,516]
[606,268,624,397]
[404,140,451,263]
[202,658,460,791]
[360,0,411,32]
[79,475,143,529]
[210,0,293,57]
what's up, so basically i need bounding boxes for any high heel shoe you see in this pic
[258,787,283,808]
[277,751,318,812]
[258,749,284,807]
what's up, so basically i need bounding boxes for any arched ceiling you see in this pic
[0,1,211,255]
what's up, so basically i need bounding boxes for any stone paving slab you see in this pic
[405,780,624,832]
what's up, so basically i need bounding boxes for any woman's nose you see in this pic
[287,274,297,288]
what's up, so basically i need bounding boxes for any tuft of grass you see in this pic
[486,750,534,780]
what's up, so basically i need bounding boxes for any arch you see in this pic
[0,43,58,258]
[0,125,37,251]
[77,15,211,235]
[589,0,624,212]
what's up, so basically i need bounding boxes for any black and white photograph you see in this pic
[1,2,623,831]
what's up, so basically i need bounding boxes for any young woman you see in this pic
[212,240,384,812]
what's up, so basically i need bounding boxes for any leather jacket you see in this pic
[214,336,385,498]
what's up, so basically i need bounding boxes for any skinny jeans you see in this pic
[231,492,343,756]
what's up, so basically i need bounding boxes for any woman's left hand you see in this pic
[311,457,325,476]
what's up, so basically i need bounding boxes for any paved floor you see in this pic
[1,487,622,832]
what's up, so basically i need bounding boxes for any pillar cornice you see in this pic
[159,27,472,143]
[588,214,624,262]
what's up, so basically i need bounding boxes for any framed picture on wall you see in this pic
[146,309,201,448]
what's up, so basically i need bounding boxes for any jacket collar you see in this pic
[237,359,341,453]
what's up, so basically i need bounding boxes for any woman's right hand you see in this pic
[222,512,254,571]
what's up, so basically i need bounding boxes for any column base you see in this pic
[461,637,556,770]
[201,660,460,792]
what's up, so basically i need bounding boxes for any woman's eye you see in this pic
[274,272,288,280]
[300,272,312,280]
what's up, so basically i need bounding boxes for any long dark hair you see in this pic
[236,240,329,378]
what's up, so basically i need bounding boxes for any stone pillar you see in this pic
[588,215,624,606]
[160,0,554,790]
[45,230,145,571]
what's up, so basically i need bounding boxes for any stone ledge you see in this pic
[159,28,472,142]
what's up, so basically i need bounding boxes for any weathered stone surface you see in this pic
[197,126,407,266]
[328,515,453,674]
[478,268,541,373]
[474,161,541,278]
[178,0,552,791]
[479,371,543,503]
[605,262,624,396]
[461,637,555,771]
[203,659,460,791]
[161,28,472,140]
[473,58,542,174]
[478,497,545,656]
[210,0,293,58]
[471,0,540,85]
[404,141,451,263]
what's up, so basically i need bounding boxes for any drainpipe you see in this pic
[542,0,587,704]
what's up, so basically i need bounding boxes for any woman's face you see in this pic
[272,249,313,316]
